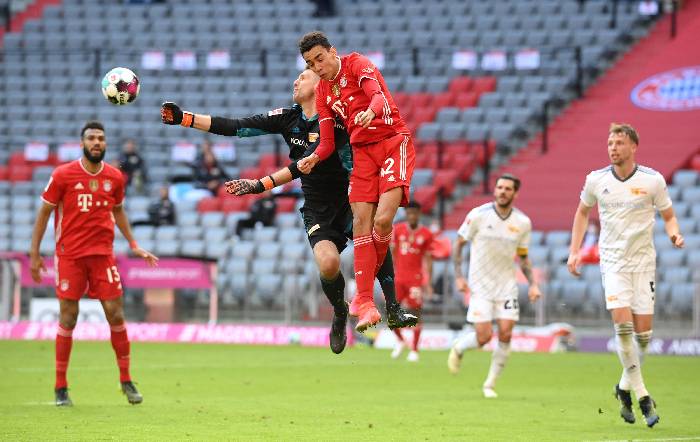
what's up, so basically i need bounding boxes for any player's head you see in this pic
[80,120,106,164]
[299,31,339,81]
[293,68,320,104]
[122,138,136,153]
[608,123,638,166]
[493,173,520,209]
[405,201,422,228]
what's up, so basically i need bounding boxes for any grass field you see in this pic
[1,340,699,441]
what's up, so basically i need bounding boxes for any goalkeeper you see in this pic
[161,69,417,353]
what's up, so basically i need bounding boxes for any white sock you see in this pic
[635,330,652,365]
[484,341,510,389]
[615,322,648,399]
[453,332,480,354]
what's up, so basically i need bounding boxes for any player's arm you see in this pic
[354,77,386,129]
[161,102,286,136]
[659,207,684,248]
[28,202,54,282]
[113,205,158,267]
[298,87,336,173]
[517,252,542,302]
[452,235,469,293]
[225,167,294,196]
[567,201,592,277]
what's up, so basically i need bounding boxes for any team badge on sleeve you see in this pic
[308,133,319,142]
[268,108,283,116]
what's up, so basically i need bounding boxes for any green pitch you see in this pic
[1,340,699,441]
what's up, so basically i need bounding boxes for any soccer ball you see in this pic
[101,67,140,105]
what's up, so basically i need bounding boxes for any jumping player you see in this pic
[29,121,158,406]
[160,69,417,352]
[297,31,416,332]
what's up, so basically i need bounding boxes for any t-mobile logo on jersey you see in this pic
[77,193,93,212]
[331,100,348,119]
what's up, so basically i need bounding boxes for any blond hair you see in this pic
[609,123,639,145]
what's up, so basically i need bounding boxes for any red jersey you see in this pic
[41,160,126,258]
[392,222,434,284]
[316,52,409,148]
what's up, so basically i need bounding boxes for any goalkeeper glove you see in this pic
[161,102,194,127]
[225,176,276,195]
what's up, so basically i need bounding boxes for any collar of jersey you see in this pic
[491,202,513,221]
[330,56,342,82]
[293,104,318,121]
[611,164,638,182]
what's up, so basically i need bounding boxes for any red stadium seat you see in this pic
[259,154,286,169]
[197,197,221,212]
[8,152,27,167]
[452,153,477,182]
[0,166,8,181]
[221,197,246,213]
[691,154,700,171]
[410,93,432,109]
[276,197,296,213]
[240,167,261,180]
[433,169,459,197]
[8,165,32,182]
[448,76,474,94]
[413,185,438,213]
[453,92,479,108]
[471,76,497,95]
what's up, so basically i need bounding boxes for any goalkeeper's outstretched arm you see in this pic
[161,102,287,136]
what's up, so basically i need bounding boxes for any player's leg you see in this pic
[373,134,415,272]
[630,271,659,427]
[390,282,410,358]
[55,298,79,406]
[448,297,494,374]
[405,288,423,362]
[91,255,142,404]
[374,249,418,329]
[482,318,515,398]
[312,240,349,354]
[350,201,382,331]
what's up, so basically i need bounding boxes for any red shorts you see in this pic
[396,280,423,310]
[55,254,123,301]
[349,133,415,205]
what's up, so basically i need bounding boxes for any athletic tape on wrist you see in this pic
[260,176,275,191]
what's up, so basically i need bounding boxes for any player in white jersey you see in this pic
[567,123,684,428]
[447,174,542,398]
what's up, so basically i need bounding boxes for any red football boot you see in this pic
[355,303,382,333]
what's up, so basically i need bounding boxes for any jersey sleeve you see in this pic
[653,173,672,211]
[580,173,597,207]
[517,219,532,255]
[348,54,380,87]
[114,173,126,207]
[457,209,479,241]
[41,170,65,206]
[209,109,290,137]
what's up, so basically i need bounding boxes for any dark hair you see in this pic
[406,200,422,210]
[298,31,332,54]
[81,120,105,139]
[609,122,639,145]
[497,173,521,191]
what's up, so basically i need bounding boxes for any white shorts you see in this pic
[467,296,520,323]
[601,271,656,314]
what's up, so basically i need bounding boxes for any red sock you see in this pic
[412,324,422,352]
[393,329,405,342]
[372,228,392,276]
[55,325,74,389]
[110,323,131,383]
[353,235,377,305]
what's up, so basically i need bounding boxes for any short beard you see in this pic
[83,147,105,164]
[496,197,513,209]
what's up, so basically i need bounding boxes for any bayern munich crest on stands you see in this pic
[630,66,700,111]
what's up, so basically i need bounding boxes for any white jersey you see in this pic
[580,164,672,273]
[457,203,532,300]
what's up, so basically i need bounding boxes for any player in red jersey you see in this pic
[297,31,416,332]
[390,201,433,362]
[29,121,158,406]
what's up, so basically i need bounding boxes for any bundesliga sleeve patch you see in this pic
[268,108,284,116]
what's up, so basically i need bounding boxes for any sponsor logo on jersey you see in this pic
[103,180,112,192]
[267,108,284,116]
[89,179,99,192]
[60,279,69,291]
[631,66,700,111]
[308,132,319,142]
[607,295,618,302]
[361,66,374,74]
[326,95,331,104]
[339,75,347,88]
[74,182,84,190]
[290,138,306,147]
[630,187,648,195]
[332,83,341,97]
